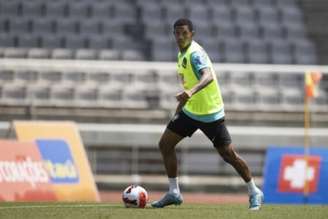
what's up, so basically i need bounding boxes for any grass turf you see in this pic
[0,202,327,219]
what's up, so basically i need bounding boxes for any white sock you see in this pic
[247,179,261,195]
[168,177,180,195]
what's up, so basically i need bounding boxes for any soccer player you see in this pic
[151,18,264,210]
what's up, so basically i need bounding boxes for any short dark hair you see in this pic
[173,18,194,32]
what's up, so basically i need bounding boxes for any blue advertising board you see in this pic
[263,146,328,204]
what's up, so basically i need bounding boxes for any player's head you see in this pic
[173,18,194,50]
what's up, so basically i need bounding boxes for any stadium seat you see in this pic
[186,4,210,22]
[87,34,111,50]
[51,48,74,59]
[38,71,63,85]
[236,20,260,38]
[17,34,40,48]
[151,37,176,61]
[14,70,38,84]
[75,49,97,60]
[3,48,27,58]
[75,85,99,105]
[143,20,169,40]
[87,72,111,86]
[268,40,293,64]
[98,49,120,60]
[231,86,256,110]
[134,71,159,87]
[0,0,20,17]
[111,1,137,24]
[162,2,188,25]
[50,84,75,105]
[280,88,304,110]
[254,5,280,26]
[45,1,67,18]
[40,34,64,48]
[291,39,317,64]
[27,84,51,105]
[139,2,163,24]
[55,18,78,35]
[230,71,254,88]
[221,37,245,63]
[27,48,51,59]
[244,39,269,64]
[0,69,15,84]
[213,21,236,38]
[1,83,27,105]
[260,22,285,40]
[253,72,279,89]
[32,18,55,34]
[0,16,8,32]
[79,18,101,35]
[210,4,232,25]
[278,73,303,89]
[67,1,90,18]
[62,71,86,86]
[101,20,126,37]
[251,0,274,7]
[21,0,44,18]
[89,1,112,18]
[255,87,281,109]
[122,86,148,109]
[0,33,16,47]
[220,86,234,105]
[279,4,304,24]
[8,18,31,34]
[64,34,87,49]
[121,50,144,61]
[98,86,124,107]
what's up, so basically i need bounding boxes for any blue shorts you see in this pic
[167,110,232,147]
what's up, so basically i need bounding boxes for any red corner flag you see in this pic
[304,70,322,99]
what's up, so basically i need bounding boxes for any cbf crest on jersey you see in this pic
[182,57,187,68]
[263,146,328,204]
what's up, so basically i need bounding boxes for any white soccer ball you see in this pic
[122,185,148,208]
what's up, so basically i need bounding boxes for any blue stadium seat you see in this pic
[32,18,55,34]
[40,34,64,48]
[45,1,67,18]
[55,18,78,34]
[67,1,90,18]
[64,34,87,49]
[21,0,44,18]
[8,18,31,34]
[0,33,16,47]
[0,0,20,17]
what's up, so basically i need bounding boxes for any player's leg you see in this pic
[158,128,184,183]
[152,111,197,208]
[201,119,263,210]
[215,144,264,210]
[151,129,184,208]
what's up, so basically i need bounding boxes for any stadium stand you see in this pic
[0,0,325,64]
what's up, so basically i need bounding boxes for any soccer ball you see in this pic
[122,185,148,208]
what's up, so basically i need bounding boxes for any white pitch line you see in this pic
[0,203,114,210]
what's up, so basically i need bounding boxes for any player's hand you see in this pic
[175,90,192,103]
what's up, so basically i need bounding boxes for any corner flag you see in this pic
[304,71,322,99]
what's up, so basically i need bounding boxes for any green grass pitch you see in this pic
[0,202,327,219]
